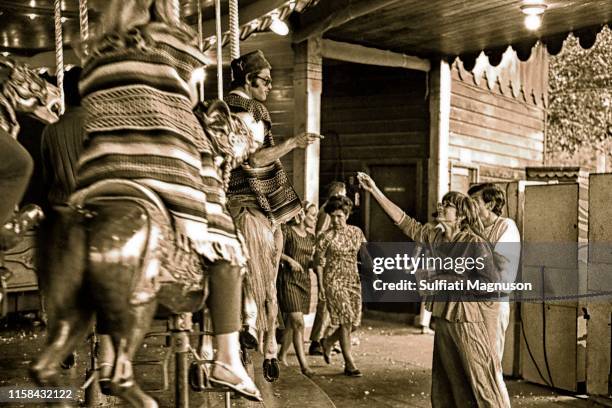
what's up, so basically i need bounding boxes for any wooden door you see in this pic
[367,164,418,242]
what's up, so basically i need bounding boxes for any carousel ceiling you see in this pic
[294,0,612,68]
[0,0,268,56]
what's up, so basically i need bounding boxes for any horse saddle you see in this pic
[69,179,206,312]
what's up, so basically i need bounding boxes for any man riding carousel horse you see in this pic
[28,0,268,406]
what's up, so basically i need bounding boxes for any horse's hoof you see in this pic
[28,362,57,387]
[60,352,77,369]
[109,382,158,408]
[189,361,207,392]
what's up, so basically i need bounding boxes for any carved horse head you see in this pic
[0,57,61,136]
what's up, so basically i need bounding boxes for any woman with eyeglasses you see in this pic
[357,172,510,408]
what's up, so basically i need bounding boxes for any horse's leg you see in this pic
[85,201,160,407]
[96,300,158,407]
[30,210,93,388]
[30,309,94,387]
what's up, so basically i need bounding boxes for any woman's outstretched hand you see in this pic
[357,172,376,192]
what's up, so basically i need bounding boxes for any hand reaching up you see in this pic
[357,172,376,193]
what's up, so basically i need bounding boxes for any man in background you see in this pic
[40,67,85,210]
[468,182,521,403]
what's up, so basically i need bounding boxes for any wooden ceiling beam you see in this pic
[200,0,287,38]
[293,0,402,44]
[321,39,431,72]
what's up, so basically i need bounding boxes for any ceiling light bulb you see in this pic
[524,14,542,30]
[27,13,37,20]
[1,51,10,57]
[270,15,289,36]
[61,17,67,23]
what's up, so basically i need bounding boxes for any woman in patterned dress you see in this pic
[277,201,318,376]
[315,196,366,377]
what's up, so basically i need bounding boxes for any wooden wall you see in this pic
[448,54,547,185]
[320,61,429,223]
[203,32,296,174]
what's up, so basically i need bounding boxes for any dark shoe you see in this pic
[239,326,258,350]
[209,361,262,402]
[321,338,331,365]
[262,358,280,382]
[344,368,363,377]
[308,341,323,356]
[189,361,207,392]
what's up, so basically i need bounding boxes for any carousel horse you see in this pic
[0,57,61,138]
[30,100,259,408]
[0,58,60,312]
[0,57,61,239]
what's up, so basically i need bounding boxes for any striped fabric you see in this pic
[77,24,244,265]
[278,225,315,313]
[225,92,302,225]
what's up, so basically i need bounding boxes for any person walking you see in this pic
[315,195,366,377]
[309,181,346,355]
[277,202,318,377]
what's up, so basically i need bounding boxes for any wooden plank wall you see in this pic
[449,64,546,182]
[203,32,296,175]
[320,62,429,222]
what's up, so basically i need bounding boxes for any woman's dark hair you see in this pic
[467,183,506,216]
[324,195,353,216]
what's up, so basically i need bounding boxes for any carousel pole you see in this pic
[197,0,205,101]
[79,0,89,56]
[53,0,65,115]
[228,0,240,60]
[77,2,109,406]
[214,0,223,99]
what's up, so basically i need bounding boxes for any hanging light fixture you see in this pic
[269,12,289,36]
[520,0,547,31]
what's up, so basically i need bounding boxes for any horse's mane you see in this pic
[195,99,252,190]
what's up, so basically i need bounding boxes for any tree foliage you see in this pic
[547,27,612,165]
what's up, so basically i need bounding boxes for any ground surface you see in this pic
[0,315,608,407]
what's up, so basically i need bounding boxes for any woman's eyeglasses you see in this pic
[437,201,456,209]
[255,75,272,87]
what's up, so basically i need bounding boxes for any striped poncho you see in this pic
[225,93,302,225]
[77,23,245,265]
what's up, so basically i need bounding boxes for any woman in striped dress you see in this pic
[277,202,318,376]
[76,0,260,401]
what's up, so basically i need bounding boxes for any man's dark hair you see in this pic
[324,195,353,216]
[63,66,82,107]
[468,183,506,216]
